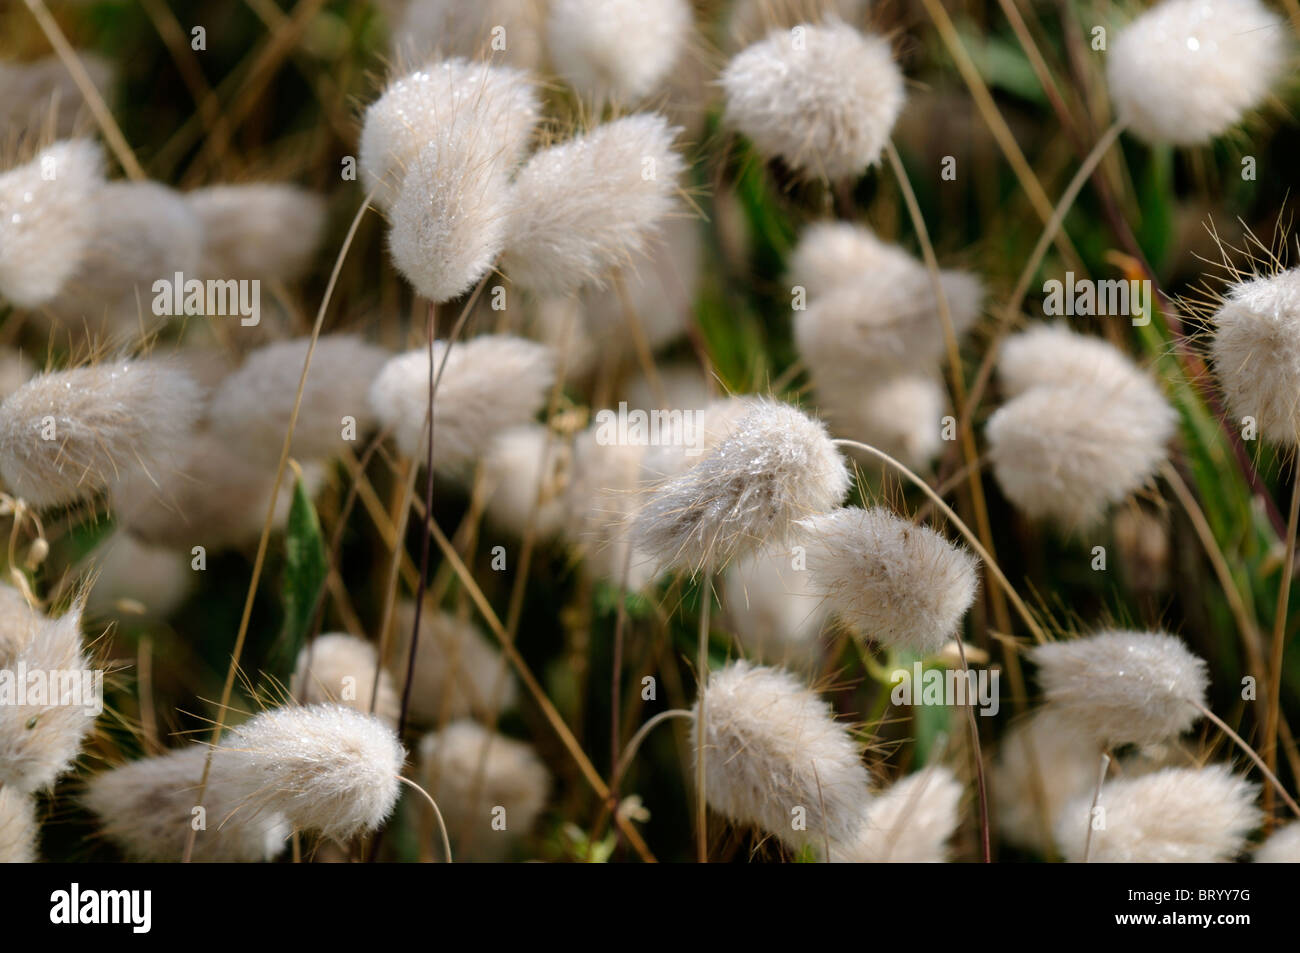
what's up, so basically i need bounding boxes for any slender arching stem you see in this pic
[696,571,712,863]
[831,438,1048,645]
[395,775,453,863]
[1264,465,1300,819]
[953,631,992,863]
[1194,699,1300,819]
[1082,752,1111,863]
[614,709,693,787]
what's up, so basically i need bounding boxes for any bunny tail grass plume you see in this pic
[986,369,1176,529]
[220,704,405,840]
[633,398,849,573]
[0,359,202,508]
[481,424,571,539]
[693,660,870,850]
[83,745,289,862]
[0,786,37,862]
[815,372,946,469]
[0,349,34,399]
[369,335,554,471]
[833,767,962,862]
[1031,630,1208,748]
[359,59,539,212]
[798,507,979,656]
[1254,822,1300,862]
[393,0,544,70]
[391,601,518,724]
[1107,0,1288,147]
[996,324,1142,400]
[1055,765,1260,862]
[0,603,95,792]
[1210,268,1300,445]
[419,720,550,860]
[186,183,326,282]
[209,335,388,466]
[562,424,656,589]
[501,113,686,294]
[546,0,692,103]
[723,546,829,671]
[81,530,194,620]
[0,139,104,308]
[721,20,904,181]
[293,634,401,727]
[993,708,1100,854]
[46,181,203,332]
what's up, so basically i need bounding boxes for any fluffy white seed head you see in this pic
[721,21,904,180]
[293,634,400,726]
[481,424,571,538]
[186,183,325,282]
[220,704,405,840]
[0,604,95,792]
[832,766,962,862]
[799,506,979,655]
[208,335,388,466]
[997,324,1142,400]
[0,584,42,665]
[986,372,1176,529]
[81,530,194,620]
[633,398,849,573]
[1210,268,1300,445]
[992,708,1101,854]
[1055,765,1260,862]
[0,54,114,139]
[546,0,692,103]
[45,181,203,333]
[359,59,539,211]
[0,786,37,862]
[815,372,947,469]
[500,113,686,294]
[1254,822,1300,863]
[83,745,290,862]
[693,660,871,849]
[1107,0,1288,146]
[368,335,554,471]
[419,720,550,860]
[390,601,517,724]
[1031,630,1208,747]
[0,139,104,308]
[723,546,829,671]
[392,0,545,70]
[0,349,34,398]
[0,360,203,508]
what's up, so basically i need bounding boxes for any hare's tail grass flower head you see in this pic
[813,371,947,470]
[797,506,979,656]
[82,744,290,862]
[419,720,550,860]
[985,365,1176,529]
[0,786,37,862]
[996,324,1145,401]
[392,0,546,70]
[722,545,830,671]
[481,423,572,539]
[218,703,405,841]
[207,335,389,467]
[0,359,203,509]
[293,634,401,727]
[0,138,104,309]
[632,397,850,574]
[368,334,555,472]
[185,183,326,282]
[832,766,963,862]
[1030,630,1209,748]
[1107,0,1289,147]
[721,20,904,181]
[1254,822,1300,862]
[358,58,540,213]
[499,113,687,295]
[1054,765,1260,862]
[1209,266,1300,445]
[390,600,519,725]
[692,660,871,851]
[545,0,693,104]
[0,601,96,793]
